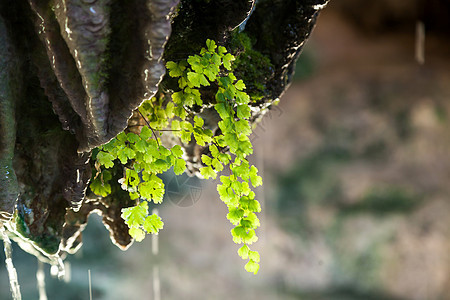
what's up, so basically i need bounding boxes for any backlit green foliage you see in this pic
[90,39,262,274]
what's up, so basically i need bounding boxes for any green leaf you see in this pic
[166,61,185,77]
[237,105,251,119]
[118,147,136,164]
[218,153,231,165]
[174,158,186,175]
[180,130,192,143]
[245,212,261,228]
[186,72,200,86]
[140,126,153,140]
[171,145,183,158]
[200,166,216,179]
[220,175,231,186]
[129,227,146,242]
[223,53,235,70]
[218,46,227,55]
[118,151,128,164]
[206,39,217,52]
[143,214,164,234]
[181,121,193,132]
[241,181,251,195]
[152,186,164,204]
[232,226,246,239]
[90,176,111,197]
[187,72,209,87]
[129,192,140,200]
[116,132,127,142]
[194,115,204,128]
[212,53,221,65]
[211,158,223,172]
[242,229,258,244]
[102,139,120,153]
[127,132,140,143]
[121,201,148,227]
[209,144,219,158]
[218,184,237,206]
[203,68,216,81]
[178,76,188,88]
[238,244,250,259]
[249,250,260,263]
[191,89,202,106]
[138,175,164,203]
[245,260,259,274]
[224,133,239,153]
[187,55,202,73]
[96,151,115,168]
[235,120,251,136]
[126,168,140,187]
[236,90,250,104]
[166,61,177,70]
[240,219,253,229]
[201,154,212,165]
[184,92,195,106]
[250,166,262,187]
[152,158,170,172]
[235,80,246,91]
[138,181,153,200]
[134,140,148,153]
[172,91,185,105]
[214,102,230,119]
[231,181,242,195]
[236,140,253,157]
[124,147,136,159]
[227,208,244,225]
[171,120,181,132]
[158,145,171,157]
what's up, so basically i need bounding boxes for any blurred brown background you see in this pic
[1,0,450,299]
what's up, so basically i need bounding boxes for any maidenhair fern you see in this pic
[90,39,262,274]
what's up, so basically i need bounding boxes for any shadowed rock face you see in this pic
[0,0,177,261]
[0,14,20,222]
[0,0,327,263]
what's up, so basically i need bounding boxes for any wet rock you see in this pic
[0,0,178,261]
[0,14,20,222]
[245,0,329,102]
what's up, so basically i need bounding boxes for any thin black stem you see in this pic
[127,124,180,132]
[138,109,160,147]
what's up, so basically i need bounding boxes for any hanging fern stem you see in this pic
[137,109,160,147]
[90,39,263,274]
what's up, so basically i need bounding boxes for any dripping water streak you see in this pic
[88,269,92,300]
[152,208,160,300]
[36,260,48,300]
[415,20,425,65]
[64,261,71,283]
[153,266,160,300]
[1,226,22,300]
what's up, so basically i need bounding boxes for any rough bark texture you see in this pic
[0,0,328,263]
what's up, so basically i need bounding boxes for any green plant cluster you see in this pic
[229,31,274,102]
[90,39,262,274]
